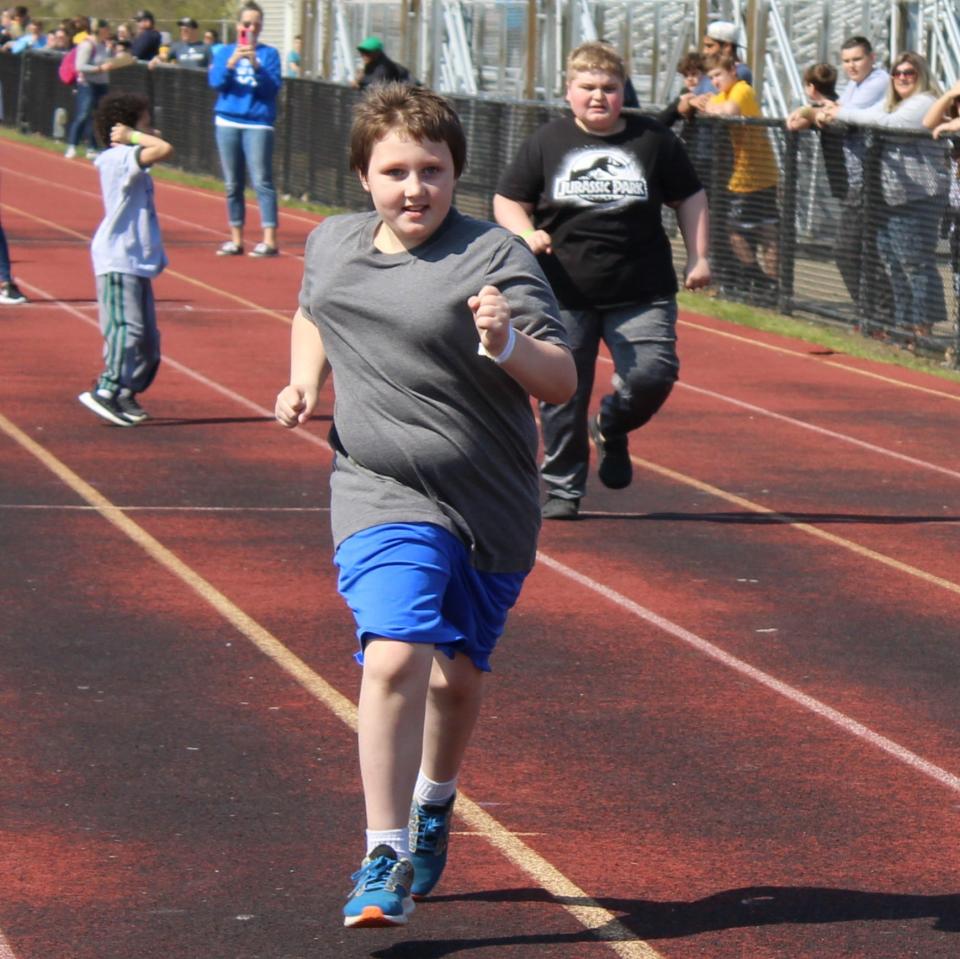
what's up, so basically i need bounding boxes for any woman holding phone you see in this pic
[208,0,282,257]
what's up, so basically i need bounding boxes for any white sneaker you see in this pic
[64,145,77,159]
[86,149,99,160]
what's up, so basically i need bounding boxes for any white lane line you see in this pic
[537,551,960,794]
[679,381,960,482]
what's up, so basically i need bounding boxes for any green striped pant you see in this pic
[95,272,161,395]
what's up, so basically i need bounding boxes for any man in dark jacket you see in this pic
[130,9,161,61]
[352,36,410,90]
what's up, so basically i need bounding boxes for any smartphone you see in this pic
[239,27,251,46]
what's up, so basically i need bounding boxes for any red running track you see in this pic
[1,138,959,959]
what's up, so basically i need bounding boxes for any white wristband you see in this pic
[477,324,517,365]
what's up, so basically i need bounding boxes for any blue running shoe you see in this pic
[409,793,456,897]
[343,844,415,928]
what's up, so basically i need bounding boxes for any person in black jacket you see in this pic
[353,36,410,90]
[130,9,160,61]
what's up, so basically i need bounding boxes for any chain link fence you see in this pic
[5,49,958,365]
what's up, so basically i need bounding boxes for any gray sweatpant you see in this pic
[540,298,679,500]
[95,272,161,395]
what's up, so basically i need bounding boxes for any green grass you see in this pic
[678,289,960,385]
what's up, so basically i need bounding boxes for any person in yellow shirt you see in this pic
[698,55,779,303]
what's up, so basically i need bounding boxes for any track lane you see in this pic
[1,137,960,955]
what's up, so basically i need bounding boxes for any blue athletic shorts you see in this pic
[334,523,528,672]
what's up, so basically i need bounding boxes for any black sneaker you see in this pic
[116,392,149,423]
[541,496,580,520]
[78,389,137,426]
[0,281,27,304]
[589,415,632,489]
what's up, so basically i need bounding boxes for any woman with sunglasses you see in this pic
[820,52,948,337]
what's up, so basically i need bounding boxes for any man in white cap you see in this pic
[694,21,752,93]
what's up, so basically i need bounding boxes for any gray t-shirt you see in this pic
[91,146,167,278]
[299,208,567,572]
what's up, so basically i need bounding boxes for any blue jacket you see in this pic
[209,43,281,125]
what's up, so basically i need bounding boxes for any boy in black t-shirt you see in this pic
[495,41,710,520]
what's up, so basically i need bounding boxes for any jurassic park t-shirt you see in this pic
[496,114,702,309]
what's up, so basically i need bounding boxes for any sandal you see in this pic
[216,241,243,256]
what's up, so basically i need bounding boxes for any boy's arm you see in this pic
[469,286,575,405]
[493,194,553,255]
[671,188,711,289]
[923,82,960,129]
[275,308,331,428]
[111,123,173,166]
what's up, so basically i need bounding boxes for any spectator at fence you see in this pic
[353,36,411,90]
[657,51,710,168]
[65,21,130,160]
[0,215,28,304]
[130,10,160,61]
[4,17,42,51]
[163,17,210,69]
[658,51,705,128]
[204,27,222,57]
[695,20,751,93]
[810,36,890,316]
[699,54,779,304]
[821,51,947,337]
[6,5,28,39]
[78,92,172,426]
[43,25,70,51]
[923,79,960,330]
[209,0,281,258]
[71,16,89,44]
[285,33,301,78]
[494,40,710,521]
[114,21,131,44]
[786,63,848,202]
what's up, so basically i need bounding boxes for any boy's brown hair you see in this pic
[676,51,705,76]
[704,54,737,75]
[802,63,838,100]
[566,40,626,85]
[349,82,467,178]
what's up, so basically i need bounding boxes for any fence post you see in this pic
[859,129,881,334]
[777,122,798,315]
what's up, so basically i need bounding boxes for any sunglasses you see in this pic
[892,68,918,79]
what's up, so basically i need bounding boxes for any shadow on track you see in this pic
[371,885,960,957]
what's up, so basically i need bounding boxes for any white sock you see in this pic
[414,771,457,806]
[366,827,410,860]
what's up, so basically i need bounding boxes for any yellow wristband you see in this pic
[130,131,142,145]
[520,227,536,238]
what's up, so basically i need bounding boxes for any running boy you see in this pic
[494,41,710,520]
[274,83,575,928]
[78,92,172,425]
